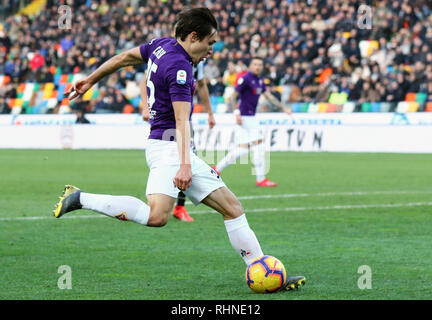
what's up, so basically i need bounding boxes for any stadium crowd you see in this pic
[0,0,432,114]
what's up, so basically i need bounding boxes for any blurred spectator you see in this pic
[386,81,405,102]
[359,81,380,104]
[75,109,91,124]
[204,59,220,83]
[209,77,226,97]
[222,61,238,87]
[0,96,9,114]
[29,51,45,72]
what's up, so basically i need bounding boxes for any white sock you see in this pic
[216,147,249,172]
[80,193,150,225]
[224,214,264,265]
[251,143,266,182]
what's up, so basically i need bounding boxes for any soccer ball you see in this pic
[245,255,286,293]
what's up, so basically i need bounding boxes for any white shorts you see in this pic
[145,139,225,205]
[235,115,263,145]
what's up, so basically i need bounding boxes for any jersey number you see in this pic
[146,58,158,117]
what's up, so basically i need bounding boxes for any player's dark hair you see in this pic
[250,56,264,63]
[175,7,218,41]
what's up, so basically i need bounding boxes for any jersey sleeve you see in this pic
[166,62,193,102]
[235,76,248,93]
[139,38,156,62]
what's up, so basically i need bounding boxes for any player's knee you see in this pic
[147,210,169,227]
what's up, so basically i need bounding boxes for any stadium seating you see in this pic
[342,102,356,113]
[1,1,431,115]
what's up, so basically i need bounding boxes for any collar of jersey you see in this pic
[172,39,193,65]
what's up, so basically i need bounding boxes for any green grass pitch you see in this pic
[0,149,431,300]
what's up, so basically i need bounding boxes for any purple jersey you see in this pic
[139,37,194,140]
[235,71,267,116]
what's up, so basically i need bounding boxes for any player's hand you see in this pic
[142,104,150,121]
[174,164,192,191]
[65,78,93,101]
[208,114,216,129]
[236,114,242,125]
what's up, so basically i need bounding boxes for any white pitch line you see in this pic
[187,201,432,215]
[184,190,432,204]
[1,201,431,222]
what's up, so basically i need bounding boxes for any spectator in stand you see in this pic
[223,61,238,87]
[426,82,432,102]
[29,50,44,72]
[204,59,220,84]
[75,109,91,124]
[387,81,405,102]
[359,81,380,104]
[0,96,9,114]
[209,77,226,97]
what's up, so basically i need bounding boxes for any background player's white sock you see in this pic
[251,143,266,182]
[224,214,264,265]
[80,193,150,225]
[216,147,249,172]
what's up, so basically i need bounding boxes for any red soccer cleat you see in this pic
[256,178,278,187]
[172,205,194,222]
[211,165,220,176]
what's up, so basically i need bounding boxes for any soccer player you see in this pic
[140,59,215,222]
[214,57,291,186]
[56,8,305,290]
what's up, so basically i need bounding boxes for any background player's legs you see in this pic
[173,191,194,222]
[214,144,249,173]
[176,191,186,207]
[251,140,277,186]
[201,187,264,265]
[251,140,265,182]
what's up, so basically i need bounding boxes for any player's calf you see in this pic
[202,187,263,265]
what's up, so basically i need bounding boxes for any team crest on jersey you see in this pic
[176,70,187,84]
[114,212,128,221]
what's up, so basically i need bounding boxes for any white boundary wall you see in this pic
[0,113,431,153]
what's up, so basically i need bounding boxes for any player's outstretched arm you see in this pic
[263,91,291,114]
[140,72,150,121]
[197,79,215,129]
[173,101,193,191]
[66,47,143,100]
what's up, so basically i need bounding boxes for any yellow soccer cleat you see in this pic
[53,185,82,218]
[284,275,306,291]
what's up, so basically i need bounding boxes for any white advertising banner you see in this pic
[0,113,431,153]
